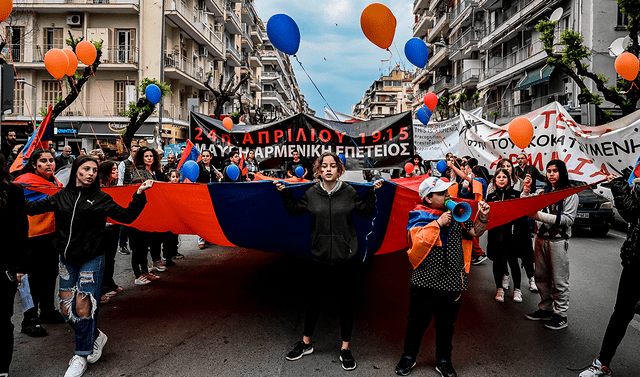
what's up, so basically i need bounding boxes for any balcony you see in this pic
[241,30,253,50]
[450,68,480,91]
[163,104,189,123]
[450,0,480,27]
[484,92,570,124]
[450,27,480,60]
[432,75,450,93]
[13,0,139,13]
[262,90,286,107]
[427,44,449,70]
[413,0,429,13]
[249,52,262,68]
[428,0,444,15]
[225,7,241,34]
[478,0,551,48]
[428,12,449,43]
[204,0,224,17]
[413,11,432,38]
[250,25,264,44]
[241,1,256,25]
[225,44,241,66]
[261,50,286,72]
[164,51,207,89]
[478,40,545,89]
[8,45,138,68]
[165,0,224,58]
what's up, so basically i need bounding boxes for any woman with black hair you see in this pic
[0,153,29,376]
[13,148,65,337]
[98,161,124,302]
[523,159,578,330]
[25,155,153,377]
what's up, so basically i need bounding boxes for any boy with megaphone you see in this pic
[395,177,490,377]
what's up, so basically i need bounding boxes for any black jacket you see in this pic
[0,183,29,274]
[486,187,531,260]
[611,177,640,268]
[26,186,147,265]
[197,161,219,183]
[280,181,376,263]
[515,164,546,188]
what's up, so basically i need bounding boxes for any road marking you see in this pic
[631,319,640,333]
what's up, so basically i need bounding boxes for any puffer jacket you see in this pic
[611,177,640,268]
[25,186,147,266]
[280,181,377,264]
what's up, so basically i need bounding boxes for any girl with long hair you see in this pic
[25,155,153,377]
[275,152,383,371]
[13,148,65,337]
[0,153,29,376]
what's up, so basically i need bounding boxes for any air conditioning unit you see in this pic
[199,47,208,57]
[66,14,82,26]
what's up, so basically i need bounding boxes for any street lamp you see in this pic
[16,79,37,119]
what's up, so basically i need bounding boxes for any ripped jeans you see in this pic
[59,255,104,355]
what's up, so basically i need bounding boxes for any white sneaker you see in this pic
[87,330,108,364]
[502,275,510,290]
[64,355,87,377]
[579,358,612,376]
[494,288,505,302]
[529,276,538,292]
[134,276,151,285]
[513,289,523,303]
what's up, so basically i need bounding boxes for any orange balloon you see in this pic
[76,41,97,66]
[44,49,69,80]
[360,3,396,50]
[615,52,639,81]
[62,49,78,77]
[424,92,438,111]
[508,117,534,149]
[0,0,13,22]
[222,117,233,131]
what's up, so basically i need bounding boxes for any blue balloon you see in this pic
[182,160,199,182]
[417,106,433,125]
[267,14,300,55]
[338,153,346,165]
[226,164,240,181]
[404,38,429,68]
[295,166,305,178]
[437,160,447,174]
[145,84,161,104]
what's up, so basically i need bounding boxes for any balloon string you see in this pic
[294,55,376,169]
[1,27,36,132]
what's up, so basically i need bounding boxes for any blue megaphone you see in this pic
[445,199,472,223]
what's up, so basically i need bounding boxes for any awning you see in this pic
[514,66,554,91]
[78,122,155,138]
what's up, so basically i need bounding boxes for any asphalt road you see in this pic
[9,226,640,377]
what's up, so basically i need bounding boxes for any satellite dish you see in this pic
[549,8,563,22]
[609,37,626,57]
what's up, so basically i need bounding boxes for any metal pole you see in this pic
[157,0,166,149]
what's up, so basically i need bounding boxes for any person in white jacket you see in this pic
[522,159,578,330]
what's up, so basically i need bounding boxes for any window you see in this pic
[116,29,136,63]
[43,80,63,109]
[114,80,135,115]
[44,28,63,51]
[617,6,629,29]
[6,26,24,62]
[14,80,24,115]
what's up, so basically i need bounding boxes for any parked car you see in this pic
[593,181,626,224]
[571,180,615,236]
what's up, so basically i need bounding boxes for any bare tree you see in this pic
[203,71,250,119]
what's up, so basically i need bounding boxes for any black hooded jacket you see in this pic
[611,177,640,268]
[26,186,147,265]
[280,181,376,263]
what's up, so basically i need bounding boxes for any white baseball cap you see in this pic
[418,177,454,200]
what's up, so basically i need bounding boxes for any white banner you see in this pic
[414,108,483,161]
[459,102,640,184]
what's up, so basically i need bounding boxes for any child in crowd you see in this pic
[163,169,183,264]
[395,177,490,377]
[523,160,577,330]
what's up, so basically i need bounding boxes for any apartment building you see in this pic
[412,0,628,125]
[3,0,307,155]
[352,68,415,120]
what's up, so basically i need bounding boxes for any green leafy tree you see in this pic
[535,1,639,123]
[121,78,172,149]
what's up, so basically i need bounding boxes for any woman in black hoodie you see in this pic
[275,152,383,371]
[26,155,153,377]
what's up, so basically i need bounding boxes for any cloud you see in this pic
[322,0,352,24]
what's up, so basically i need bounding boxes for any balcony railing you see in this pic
[479,0,543,40]
[262,90,285,104]
[480,41,544,81]
[462,68,480,82]
[163,104,188,120]
[226,44,241,62]
[484,92,570,121]
[226,6,241,28]
[451,27,480,50]
[7,45,138,65]
[14,0,138,4]
[261,50,285,69]
[164,51,204,82]
[433,75,450,92]
[450,0,479,25]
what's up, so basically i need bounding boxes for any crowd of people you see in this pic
[1,129,639,377]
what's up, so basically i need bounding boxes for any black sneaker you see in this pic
[524,309,553,321]
[435,359,457,377]
[174,252,185,260]
[39,310,66,324]
[339,348,356,371]
[164,258,176,267]
[285,341,313,361]
[118,246,130,255]
[544,314,568,330]
[471,254,488,265]
[21,318,48,337]
[395,355,416,376]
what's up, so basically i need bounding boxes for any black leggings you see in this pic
[493,253,521,290]
[598,264,640,366]
[129,229,149,278]
[24,234,58,321]
[303,261,357,343]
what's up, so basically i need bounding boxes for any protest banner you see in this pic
[459,102,640,184]
[189,111,413,170]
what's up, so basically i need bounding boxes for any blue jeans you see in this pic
[59,255,104,356]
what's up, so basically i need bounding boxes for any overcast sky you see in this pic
[253,0,414,118]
